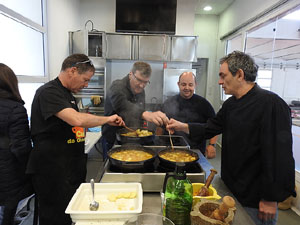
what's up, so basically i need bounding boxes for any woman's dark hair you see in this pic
[61,54,95,74]
[220,51,259,82]
[0,63,23,102]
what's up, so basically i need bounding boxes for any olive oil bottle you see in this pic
[164,163,193,225]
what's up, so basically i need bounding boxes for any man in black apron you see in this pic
[27,54,124,225]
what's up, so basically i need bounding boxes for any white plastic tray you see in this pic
[65,183,143,222]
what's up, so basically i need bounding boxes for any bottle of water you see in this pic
[164,163,193,225]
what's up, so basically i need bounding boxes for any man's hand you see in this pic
[205,145,216,159]
[107,114,124,126]
[166,118,189,134]
[142,111,169,127]
[258,200,277,221]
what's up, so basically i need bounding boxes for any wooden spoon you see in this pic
[123,125,138,136]
[168,130,174,150]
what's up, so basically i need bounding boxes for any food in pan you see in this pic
[121,129,153,137]
[159,150,197,162]
[110,150,153,161]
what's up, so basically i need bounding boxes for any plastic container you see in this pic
[164,163,193,225]
[65,183,143,222]
[124,213,175,225]
[192,183,221,207]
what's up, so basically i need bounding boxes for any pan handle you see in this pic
[121,161,144,166]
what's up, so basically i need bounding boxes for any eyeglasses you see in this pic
[72,59,93,67]
[132,73,150,85]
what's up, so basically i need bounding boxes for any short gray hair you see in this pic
[131,62,152,78]
[220,51,258,82]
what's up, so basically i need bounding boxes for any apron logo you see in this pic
[72,127,85,138]
[67,127,85,144]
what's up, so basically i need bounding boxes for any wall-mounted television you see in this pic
[116,0,177,34]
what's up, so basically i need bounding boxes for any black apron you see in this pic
[30,122,87,225]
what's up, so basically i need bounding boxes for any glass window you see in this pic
[0,14,45,76]
[221,34,244,101]
[245,5,300,103]
[19,83,43,118]
[0,0,43,25]
[1,0,47,112]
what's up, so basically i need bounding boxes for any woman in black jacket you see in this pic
[0,63,33,225]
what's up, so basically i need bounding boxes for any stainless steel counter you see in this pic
[134,152,255,224]
[142,191,255,225]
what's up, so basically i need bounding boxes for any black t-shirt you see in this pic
[27,77,86,180]
[161,94,215,153]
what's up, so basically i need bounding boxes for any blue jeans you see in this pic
[0,206,4,224]
[244,206,278,225]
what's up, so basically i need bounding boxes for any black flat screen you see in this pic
[116,0,177,34]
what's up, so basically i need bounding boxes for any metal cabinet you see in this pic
[137,35,170,61]
[69,30,106,58]
[106,33,132,60]
[170,36,197,62]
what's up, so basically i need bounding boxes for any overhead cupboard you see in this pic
[69,30,198,62]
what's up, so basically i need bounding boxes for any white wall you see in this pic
[176,0,196,35]
[47,0,197,80]
[219,0,284,38]
[47,0,81,79]
[194,14,220,109]
[79,0,115,32]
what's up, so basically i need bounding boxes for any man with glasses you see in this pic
[26,54,124,225]
[102,61,169,158]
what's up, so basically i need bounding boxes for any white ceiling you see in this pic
[195,0,235,15]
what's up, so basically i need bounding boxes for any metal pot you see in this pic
[158,148,199,170]
[116,127,155,145]
[107,145,157,171]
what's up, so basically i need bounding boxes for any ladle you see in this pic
[89,179,99,211]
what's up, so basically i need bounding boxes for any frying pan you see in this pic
[158,147,199,170]
[107,145,157,171]
[116,127,155,145]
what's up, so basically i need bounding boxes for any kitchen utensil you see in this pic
[89,179,99,211]
[168,130,174,150]
[198,169,218,196]
[192,183,221,207]
[158,148,199,170]
[107,145,157,171]
[211,196,235,221]
[124,213,174,225]
[190,199,235,225]
[123,125,138,136]
[116,127,155,145]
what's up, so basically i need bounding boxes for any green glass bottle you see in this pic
[165,163,193,225]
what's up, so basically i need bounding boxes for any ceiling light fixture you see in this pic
[203,6,212,11]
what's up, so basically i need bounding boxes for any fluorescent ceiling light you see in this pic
[282,9,300,20]
[203,6,212,11]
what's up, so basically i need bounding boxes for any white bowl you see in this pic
[65,183,143,222]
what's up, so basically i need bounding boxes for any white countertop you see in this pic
[85,131,102,154]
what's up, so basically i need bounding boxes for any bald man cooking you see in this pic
[157,71,218,158]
